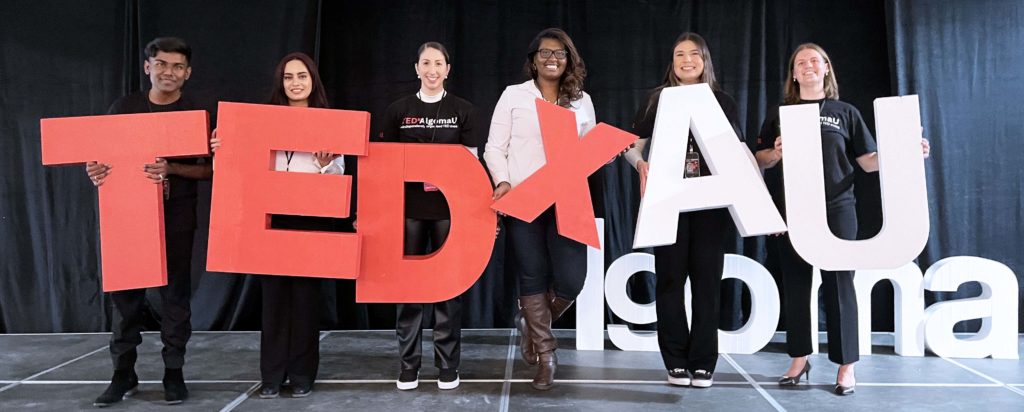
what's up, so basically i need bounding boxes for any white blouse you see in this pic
[273,151,345,175]
[483,80,596,187]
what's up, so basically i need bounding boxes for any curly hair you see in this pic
[523,28,586,107]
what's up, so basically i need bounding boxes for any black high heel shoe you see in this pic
[834,382,855,395]
[778,360,811,386]
[834,365,856,395]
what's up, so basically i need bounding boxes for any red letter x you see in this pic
[492,99,636,248]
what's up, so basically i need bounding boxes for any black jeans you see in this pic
[777,205,859,365]
[653,209,729,372]
[259,215,327,386]
[109,229,194,370]
[397,218,462,371]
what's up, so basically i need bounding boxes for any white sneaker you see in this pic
[667,368,691,386]
[691,369,713,388]
[396,369,419,390]
[437,368,460,390]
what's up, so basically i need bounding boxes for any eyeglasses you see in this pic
[535,49,568,60]
[151,60,188,74]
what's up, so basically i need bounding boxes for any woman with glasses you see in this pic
[624,32,742,389]
[483,27,595,391]
[377,41,479,392]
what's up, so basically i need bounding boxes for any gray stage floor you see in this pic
[1,330,1021,411]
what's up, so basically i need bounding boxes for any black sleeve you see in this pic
[459,102,479,149]
[376,100,401,142]
[755,107,780,152]
[202,95,218,130]
[716,91,744,142]
[849,106,877,156]
[631,91,659,139]
[107,97,126,115]
[183,93,217,133]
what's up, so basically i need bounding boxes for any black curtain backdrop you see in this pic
[1,0,1021,334]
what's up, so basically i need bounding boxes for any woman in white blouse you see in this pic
[483,27,594,391]
[210,52,343,399]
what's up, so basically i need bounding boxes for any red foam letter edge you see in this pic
[206,102,368,279]
[40,111,210,292]
[356,143,496,302]
[492,99,636,248]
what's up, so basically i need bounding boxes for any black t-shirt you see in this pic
[631,88,744,177]
[377,93,479,220]
[755,99,877,212]
[107,91,211,231]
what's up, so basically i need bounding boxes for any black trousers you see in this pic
[505,209,587,299]
[397,218,462,371]
[653,209,729,372]
[777,205,859,365]
[109,229,194,371]
[260,215,326,386]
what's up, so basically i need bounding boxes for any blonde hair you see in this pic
[783,43,838,104]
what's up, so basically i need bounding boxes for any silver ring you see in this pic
[159,173,166,181]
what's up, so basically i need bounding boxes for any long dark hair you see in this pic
[523,28,586,107]
[268,52,329,108]
[783,43,838,105]
[644,32,718,116]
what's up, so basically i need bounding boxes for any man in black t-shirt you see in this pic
[86,37,212,408]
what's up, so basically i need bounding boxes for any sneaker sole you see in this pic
[691,380,713,388]
[396,380,419,390]
[258,393,280,399]
[437,377,460,390]
[292,390,312,398]
[667,377,691,386]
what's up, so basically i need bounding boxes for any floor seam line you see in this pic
[940,356,1024,398]
[219,382,260,412]
[499,329,515,412]
[722,354,786,412]
[0,344,106,394]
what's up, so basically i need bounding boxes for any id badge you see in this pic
[684,153,701,178]
[423,182,440,192]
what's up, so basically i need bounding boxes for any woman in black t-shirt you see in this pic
[755,43,866,396]
[624,32,742,390]
[377,42,478,392]
[754,43,928,396]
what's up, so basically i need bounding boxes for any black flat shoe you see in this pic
[291,384,313,398]
[778,361,811,386]
[834,383,855,395]
[258,384,280,399]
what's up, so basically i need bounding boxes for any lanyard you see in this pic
[284,151,295,171]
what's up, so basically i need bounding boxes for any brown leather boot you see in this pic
[550,296,574,322]
[516,299,538,365]
[533,352,557,390]
[521,293,557,390]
